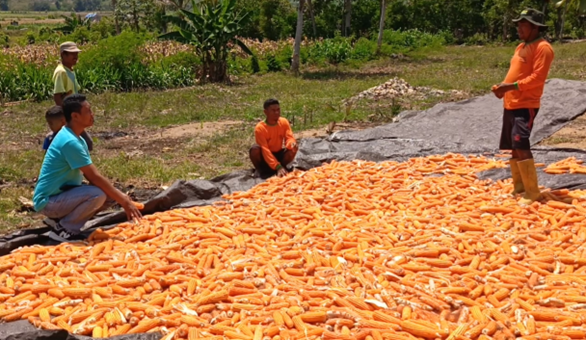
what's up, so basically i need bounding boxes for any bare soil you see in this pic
[540,113,586,149]
[94,120,242,156]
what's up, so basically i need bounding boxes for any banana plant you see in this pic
[159,0,252,83]
[555,0,586,40]
[55,13,91,34]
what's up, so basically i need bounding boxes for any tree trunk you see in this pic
[307,0,317,38]
[344,0,352,37]
[558,0,569,41]
[291,0,305,75]
[112,0,120,34]
[376,0,386,54]
[503,12,508,42]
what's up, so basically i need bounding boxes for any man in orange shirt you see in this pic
[492,8,554,205]
[250,99,298,179]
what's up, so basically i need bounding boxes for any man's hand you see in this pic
[121,197,143,223]
[290,142,298,150]
[277,167,288,177]
[492,83,516,99]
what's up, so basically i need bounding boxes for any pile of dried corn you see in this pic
[345,78,467,104]
[545,157,586,175]
[2,154,586,340]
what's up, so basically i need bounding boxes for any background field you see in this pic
[2,41,586,232]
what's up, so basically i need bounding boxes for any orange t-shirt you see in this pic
[503,38,554,110]
[254,117,297,170]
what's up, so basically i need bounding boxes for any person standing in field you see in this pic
[249,99,298,179]
[491,8,554,205]
[53,41,93,151]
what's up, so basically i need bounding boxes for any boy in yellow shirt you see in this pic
[53,41,93,151]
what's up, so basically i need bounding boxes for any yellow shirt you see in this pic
[52,63,80,96]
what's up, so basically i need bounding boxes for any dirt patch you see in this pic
[156,121,241,140]
[0,18,64,25]
[95,120,242,155]
[540,112,586,149]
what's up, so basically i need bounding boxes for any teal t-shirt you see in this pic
[33,126,92,212]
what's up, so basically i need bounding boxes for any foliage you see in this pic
[382,29,447,52]
[260,0,296,40]
[26,31,36,44]
[74,0,102,11]
[0,0,8,11]
[266,54,282,72]
[56,13,92,35]
[251,54,261,73]
[30,1,51,11]
[0,62,52,102]
[160,0,253,82]
[78,30,146,72]
[0,32,9,48]
[351,37,376,61]
[308,37,352,65]
[115,0,157,33]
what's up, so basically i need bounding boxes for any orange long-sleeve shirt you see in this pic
[254,117,296,170]
[503,38,554,110]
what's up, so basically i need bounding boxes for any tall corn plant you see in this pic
[159,0,252,83]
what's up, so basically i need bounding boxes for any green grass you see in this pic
[1,42,586,232]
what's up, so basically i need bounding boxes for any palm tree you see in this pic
[343,0,352,36]
[377,0,387,54]
[112,0,121,34]
[291,0,305,74]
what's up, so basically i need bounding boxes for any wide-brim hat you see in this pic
[59,41,82,54]
[513,8,547,27]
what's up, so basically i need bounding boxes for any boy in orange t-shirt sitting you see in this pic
[250,99,298,179]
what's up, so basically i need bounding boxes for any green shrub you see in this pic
[275,44,293,66]
[0,32,8,48]
[465,33,490,46]
[308,37,352,65]
[266,54,282,72]
[0,62,52,102]
[64,26,102,44]
[26,31,35,44]
[382,29,446,51]
[90,17,117,40]
[160,51,201,72]
[78,31,146,73]
[350,37,376,61]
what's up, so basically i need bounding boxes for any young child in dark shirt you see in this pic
[43,106,66,151]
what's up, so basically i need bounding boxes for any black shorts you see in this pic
[499,108,538,150]
[250,145,286,174]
